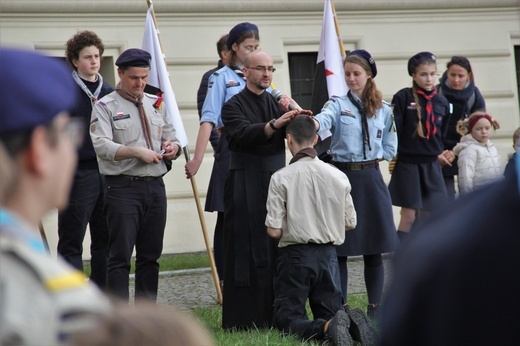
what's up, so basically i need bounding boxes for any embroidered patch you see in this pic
[98,101,106,106]
[154,97,163,110]
[407,102,417,110]
[226,80,241,88]
[340,109,354,117]
[112,112,130,121]
[377,129,382,138]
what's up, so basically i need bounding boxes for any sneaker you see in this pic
[345,306,378,346]
[326,310,353,346]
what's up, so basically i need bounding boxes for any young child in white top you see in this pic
[453,112,502,194]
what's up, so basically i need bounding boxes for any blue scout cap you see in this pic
[115,48,151,68]
[408,51,437,76]
[227,22,259,49]
[0,47,77,136]
[347,49,377,78]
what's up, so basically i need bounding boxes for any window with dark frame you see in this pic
[288,52,318,111]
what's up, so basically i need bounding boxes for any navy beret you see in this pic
[0,47,77,136]
[347,49,377,78]
[408,51,437,76]
[227,22,259,49]
[115,48,151,68]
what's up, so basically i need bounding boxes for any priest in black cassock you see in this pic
[221,51,312,330]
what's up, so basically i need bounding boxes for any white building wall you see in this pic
[1,0,519,257]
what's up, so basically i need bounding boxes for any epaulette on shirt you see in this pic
[144,93,159,100]
[1,236,88,293]
[97,94,116,106]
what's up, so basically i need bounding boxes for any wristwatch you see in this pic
[269,119,277,131]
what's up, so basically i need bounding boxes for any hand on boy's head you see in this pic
[297,109,313,116]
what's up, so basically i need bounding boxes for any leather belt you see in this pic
[119,175,160,182]
[332,160,379,171]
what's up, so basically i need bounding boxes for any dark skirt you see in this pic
[388,159,448,211]
[335,165,398,257]
[204,132,230,213]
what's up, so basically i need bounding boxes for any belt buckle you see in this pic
[350,163,363,170]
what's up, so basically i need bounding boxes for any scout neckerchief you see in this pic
[347,90,372,160]
[415,87,438,140]
[289,147,317,165]
[72,70,103,106]
[233,65,246,80]
[115,82,153,150]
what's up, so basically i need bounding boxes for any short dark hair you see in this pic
[216,35,229,59]
[65,30,105,69]
[287,115,316,145]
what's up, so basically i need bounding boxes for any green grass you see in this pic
[192,294,370,346]
[82,251,211,277]
[84,252,373,345]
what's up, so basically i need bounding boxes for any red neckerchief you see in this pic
[415,88,438,139]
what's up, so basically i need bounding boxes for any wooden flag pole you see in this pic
[330,0,346,58]
[145,0,223,305]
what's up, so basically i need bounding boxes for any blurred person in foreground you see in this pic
[380,146,520,345]
[0,47,109,345]
[68,301,215,346]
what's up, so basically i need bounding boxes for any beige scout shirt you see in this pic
[265,156,357,248]
[0,235,110,345]
[90,91,180,177]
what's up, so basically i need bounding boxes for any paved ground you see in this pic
[130,256,393,310]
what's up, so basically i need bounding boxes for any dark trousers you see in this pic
[103,176,166,302]
[58,169,108,288]
[273,243,343,340]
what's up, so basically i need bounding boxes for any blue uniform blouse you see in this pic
[315,94,397,163]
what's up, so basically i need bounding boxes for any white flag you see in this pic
[318,0,348,99]
[315,0,348,141]
[142,6,188,147]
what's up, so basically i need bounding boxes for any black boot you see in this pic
[344,305,378,345]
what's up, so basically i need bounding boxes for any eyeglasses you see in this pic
[245,66,276,73]
[47,116,85,149]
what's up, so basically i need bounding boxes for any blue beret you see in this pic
[347,49,377,78]
[115,48,151,68]
[0,48,77,136]
[408,51,437,76]
[227,22,259,49]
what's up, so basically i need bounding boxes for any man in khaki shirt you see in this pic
[90,48,180,302]
[265,115,358,345]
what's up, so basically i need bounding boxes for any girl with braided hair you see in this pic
[389,52,451,245]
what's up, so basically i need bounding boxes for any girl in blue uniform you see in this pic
[314,49,398,319]
[389,52,450,244]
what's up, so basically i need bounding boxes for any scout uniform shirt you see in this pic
[90,91,180,177]
[0,210,110,345]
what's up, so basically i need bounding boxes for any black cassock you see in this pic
[221,87,285,330]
